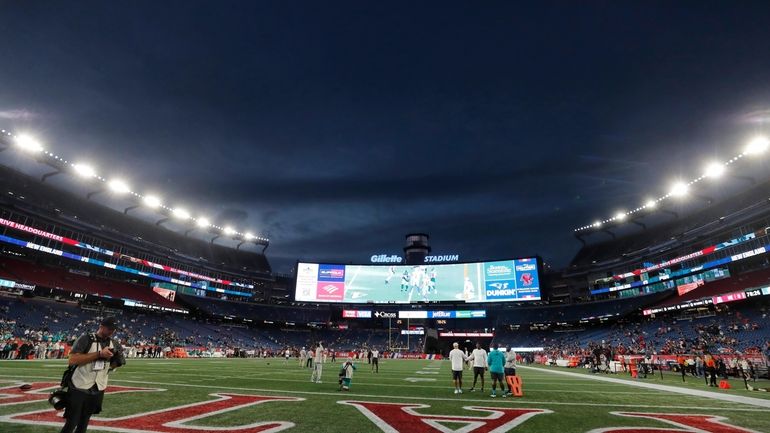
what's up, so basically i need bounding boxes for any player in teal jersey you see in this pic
[486,343,506,397]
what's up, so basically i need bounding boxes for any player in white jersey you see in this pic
[384,266,396,285]
[284,348,291,365]
[468,342,488,392]
[410,266,423,295]
[420,274,431,301]
[463,277,475,301]
[311,342,324,383]
[449,342,469,394]
[299,348,307,367]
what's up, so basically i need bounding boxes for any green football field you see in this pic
[1,358,769,432]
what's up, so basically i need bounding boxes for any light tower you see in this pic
[403,233,431,265]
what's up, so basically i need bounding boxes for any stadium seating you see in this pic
[0,257,179,309]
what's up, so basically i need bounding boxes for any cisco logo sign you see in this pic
[370,254,460,263]
[373,311,397,319]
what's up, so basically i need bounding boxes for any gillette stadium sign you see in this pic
[370,254,460,263]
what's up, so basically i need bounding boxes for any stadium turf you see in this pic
[1,358,769,432]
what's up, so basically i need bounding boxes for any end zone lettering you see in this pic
[0,385,759,433]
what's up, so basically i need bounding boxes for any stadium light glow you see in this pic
[744,135,769,155]
[245,232,255,240]
[703,162,725,179]
[0,126,271,243]
[14,134,43,153]
[223,226,236,235]
[644,199,657,209]
[669,181,689,197]
[172,208,190,220]
[143,195,162,208]
[592,221,602,228]
[614,212,627,221]
[108,179,130,194]
[72,163,96,178]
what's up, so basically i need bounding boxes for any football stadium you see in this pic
[2,3,770,433]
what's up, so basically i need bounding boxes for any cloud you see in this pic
[0,109,38,120]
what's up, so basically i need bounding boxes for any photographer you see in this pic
[61,317,125,433]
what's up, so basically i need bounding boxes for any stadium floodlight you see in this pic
[614,212,626,221]
[14,134,43,152]
[172,207,190,220]
[592,221,602,228]
[108,179,130,194]
[223,226,236,235]
[644,199,657,209]
[143,195,162,208]
[245,232,255,240]
[703,162,725,179]
[744,135,769,155]
[196,217,210,228]
[73,163,96,178]
[669,181,689,197]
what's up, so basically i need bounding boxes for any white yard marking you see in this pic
[520,365,770,409]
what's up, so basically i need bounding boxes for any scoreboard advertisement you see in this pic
[295,257,541,304]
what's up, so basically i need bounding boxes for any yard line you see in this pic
[0,366,671,387]
[519,365,770,409]
[1,374,767,412]
[347,265,362,291]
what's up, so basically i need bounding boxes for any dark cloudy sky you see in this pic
[2,1,770,273]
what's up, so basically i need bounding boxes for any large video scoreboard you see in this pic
[295,257,541,304]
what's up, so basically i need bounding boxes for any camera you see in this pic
[48,388,69,410]
[110,347,126,368]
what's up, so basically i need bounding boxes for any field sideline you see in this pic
[1,358,769,432]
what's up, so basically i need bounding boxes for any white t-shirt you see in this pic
[505,351,517,369]
[471,348,488,368]
[449,348,467,371]
[315,346,324,363]
[372,350,379,359]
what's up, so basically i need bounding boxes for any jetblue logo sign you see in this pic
[370,254,459,263]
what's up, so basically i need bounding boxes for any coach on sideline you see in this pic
[62,317,125,433]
